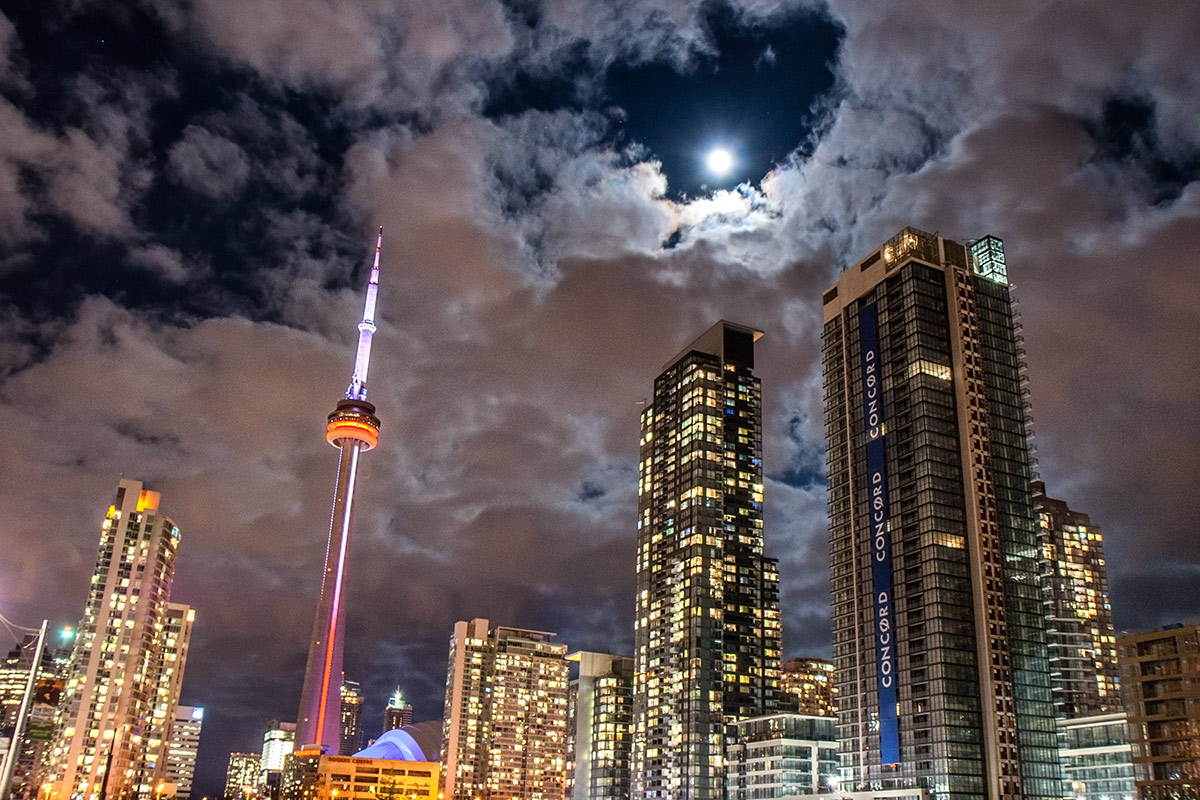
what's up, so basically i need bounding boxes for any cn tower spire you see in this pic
[296,228,385,754]
[346,227,382,401]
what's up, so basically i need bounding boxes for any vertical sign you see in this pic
[859,303,900,765]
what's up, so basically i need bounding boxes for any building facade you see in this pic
[263,721,297,773]
[441,618,569,800]
[382,691,413,732]
[226,753,263,800]
[822,228,1060,799]
[632,321,782,800]
[339,682,364,756]
[1057,712,1136,800]
[163,706,203,799]
[1034,481,1121,718]
[1,633,65,800]
[725,714,838,800]
[45,479,188,800]
[1034,482,1134,798]
[145,604,195,792]
[311,754,436,800]
[568,652,633,800]
[1117,624,1200,799]
[779,659,837,718]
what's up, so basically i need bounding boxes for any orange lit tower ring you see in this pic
[326,399,381,450]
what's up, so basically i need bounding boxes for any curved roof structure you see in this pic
[354,720,441,762]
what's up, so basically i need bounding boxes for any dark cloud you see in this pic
[167,125,252,199]
[2,0,1200,795]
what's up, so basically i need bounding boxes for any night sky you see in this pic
[2,2,1200,796]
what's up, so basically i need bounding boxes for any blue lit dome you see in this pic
[353,721,441,761]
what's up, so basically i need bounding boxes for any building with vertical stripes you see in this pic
[821,228,1059,799]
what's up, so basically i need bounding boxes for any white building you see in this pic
[726,714,838,800]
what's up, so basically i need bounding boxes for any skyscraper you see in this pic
[296,229,385,753]
[163,706,203,799]
[821,227,1060,799]
[632,321,782,800]
[262,721,297,773]
[382,690,413,732]
[567,652,633,800]
[1033,481,1121,717]
[225,753,262,800]
[338,682,363,756]
[144,603,194,793]
[441,618,569,800]
[46,479,186,800]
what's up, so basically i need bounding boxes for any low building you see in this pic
[1057,712,1135,800]
[313,754,437,800]
[726,714,838,800]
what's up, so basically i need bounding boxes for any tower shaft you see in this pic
[295,231,384,753]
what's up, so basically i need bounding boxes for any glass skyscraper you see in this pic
[632,321,782,800]
[568,651,633,800]
[821,228,1060,799]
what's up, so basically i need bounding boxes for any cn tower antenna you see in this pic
[347,226,383,401]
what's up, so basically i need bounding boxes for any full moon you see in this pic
[705,147,734,177]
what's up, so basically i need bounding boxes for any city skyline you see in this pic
[3,2,1200,797]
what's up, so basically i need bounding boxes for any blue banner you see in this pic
[859,304,899,765]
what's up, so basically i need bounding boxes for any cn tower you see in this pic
[296,228,384,752]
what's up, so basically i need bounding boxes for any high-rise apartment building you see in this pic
[1117,624,1200,800]
[382,690,413,732]
[779,658,836,718]
[262,721,297,773]
[46,479,188,800]
[821,227,1060,799]
[568,652,633,800]
[1034,481,1121,717]
[163,706,203,799]
[296,230,385,753]
[144,603,195,792]
[1033,482,1134,799]
[441,618,569,800]
[338,682,363,756]
[225,753,262,800]
[632,321,782,800]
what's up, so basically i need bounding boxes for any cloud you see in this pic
[0,10,28,90]
[167,125,251,199]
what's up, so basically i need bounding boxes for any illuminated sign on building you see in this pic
[859,304,899,765]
